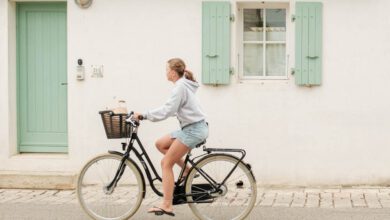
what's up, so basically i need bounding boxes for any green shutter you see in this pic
[202,1,231,85]
[17,2,68,153]
[295,2,322,86]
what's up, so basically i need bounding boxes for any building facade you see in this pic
[1,0,390,187]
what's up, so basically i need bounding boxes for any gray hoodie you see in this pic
[144,77,206,128]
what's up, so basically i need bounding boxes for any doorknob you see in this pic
[61,82,68,85]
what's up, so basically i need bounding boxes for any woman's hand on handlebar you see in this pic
[133,112,144,121]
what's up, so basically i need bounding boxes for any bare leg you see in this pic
[155,134,192,175]
[148,139,190,213]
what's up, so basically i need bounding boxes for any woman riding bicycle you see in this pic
[134,58,209,216]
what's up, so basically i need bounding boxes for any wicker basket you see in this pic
[99,110,132,139]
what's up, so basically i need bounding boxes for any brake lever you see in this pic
[126,111,134,119]
[126,115,140,127]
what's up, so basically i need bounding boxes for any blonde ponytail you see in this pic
[184,69,196,82]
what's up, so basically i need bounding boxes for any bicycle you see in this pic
[77,110,257,220]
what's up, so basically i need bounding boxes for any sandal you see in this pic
[148,206,175,216]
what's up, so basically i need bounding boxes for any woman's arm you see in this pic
[141,85,185,122]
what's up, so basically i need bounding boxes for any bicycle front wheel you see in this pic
[185,154,257,220]
[77,153,145,220]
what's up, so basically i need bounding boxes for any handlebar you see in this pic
[125,111,143,127]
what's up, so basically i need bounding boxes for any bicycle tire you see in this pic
[185,153,257,220]
[77,153,145,220]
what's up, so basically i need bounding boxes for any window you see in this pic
[239,4,288,79]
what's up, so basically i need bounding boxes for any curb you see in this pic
[0,171,77,190]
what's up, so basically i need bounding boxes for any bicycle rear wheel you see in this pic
[185,154,257,220]
[77,153,144,220]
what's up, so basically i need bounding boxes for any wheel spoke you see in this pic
[94,162,108,185]
[224,172,251,185]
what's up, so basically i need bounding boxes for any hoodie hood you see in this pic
[178,77,199,93]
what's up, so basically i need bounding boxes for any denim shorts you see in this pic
[171,120,209,149]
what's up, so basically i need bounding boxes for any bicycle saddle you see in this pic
[195,140,206,148]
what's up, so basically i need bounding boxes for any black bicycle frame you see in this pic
[106,131,249,203]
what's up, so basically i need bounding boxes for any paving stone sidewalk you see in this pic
[1,187,390,209]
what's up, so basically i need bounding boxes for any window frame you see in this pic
[237,3,290,80]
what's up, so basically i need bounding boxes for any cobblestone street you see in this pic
[2,187,390,208]
[1,186,390,219]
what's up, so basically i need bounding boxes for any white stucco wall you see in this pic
[1,0,390,186]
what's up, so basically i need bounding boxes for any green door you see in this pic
[17,2,68,153]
